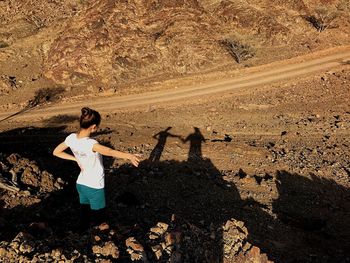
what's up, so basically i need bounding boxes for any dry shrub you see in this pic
[220,35,255,64]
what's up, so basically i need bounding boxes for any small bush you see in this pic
[220,38,255,64]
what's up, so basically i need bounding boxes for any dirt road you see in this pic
[1,46,350,121]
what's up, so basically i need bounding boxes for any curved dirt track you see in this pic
[2,46,350,121]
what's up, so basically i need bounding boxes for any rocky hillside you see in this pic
[0,0,349,99]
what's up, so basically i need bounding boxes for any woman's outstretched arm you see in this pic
[92,143,140,167]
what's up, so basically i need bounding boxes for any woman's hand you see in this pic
[128,154,141,167]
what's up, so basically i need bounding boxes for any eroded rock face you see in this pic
[0,0,88,47]
[0,0,86,27]
[3,0,347,92]
[43,0,300,88]
[44,0,227,88]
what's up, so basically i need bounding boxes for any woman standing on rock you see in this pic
[53,107,140,231]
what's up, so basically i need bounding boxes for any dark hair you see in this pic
[80,107,101,129]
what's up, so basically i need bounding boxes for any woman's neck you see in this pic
[77,128,91,138]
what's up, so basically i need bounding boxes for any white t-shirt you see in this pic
[64,133,105,189]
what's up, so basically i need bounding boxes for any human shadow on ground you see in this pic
[0,126,349,262]
[148,127,180,162]
[181,127,207,161]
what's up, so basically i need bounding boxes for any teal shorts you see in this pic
[76,183,106,210]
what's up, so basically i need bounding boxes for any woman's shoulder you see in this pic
[65,133,78,141]
[86,137,99,144]
[64,133,77,146]
[66,133,77,139]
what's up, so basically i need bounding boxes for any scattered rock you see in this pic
[10,232,35,255]
[125,237,147,262]
[0,247,7,257]
[98,223,110,231]
[149,222,169,239]
[92,241,119,259]
[151,245,163,260]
